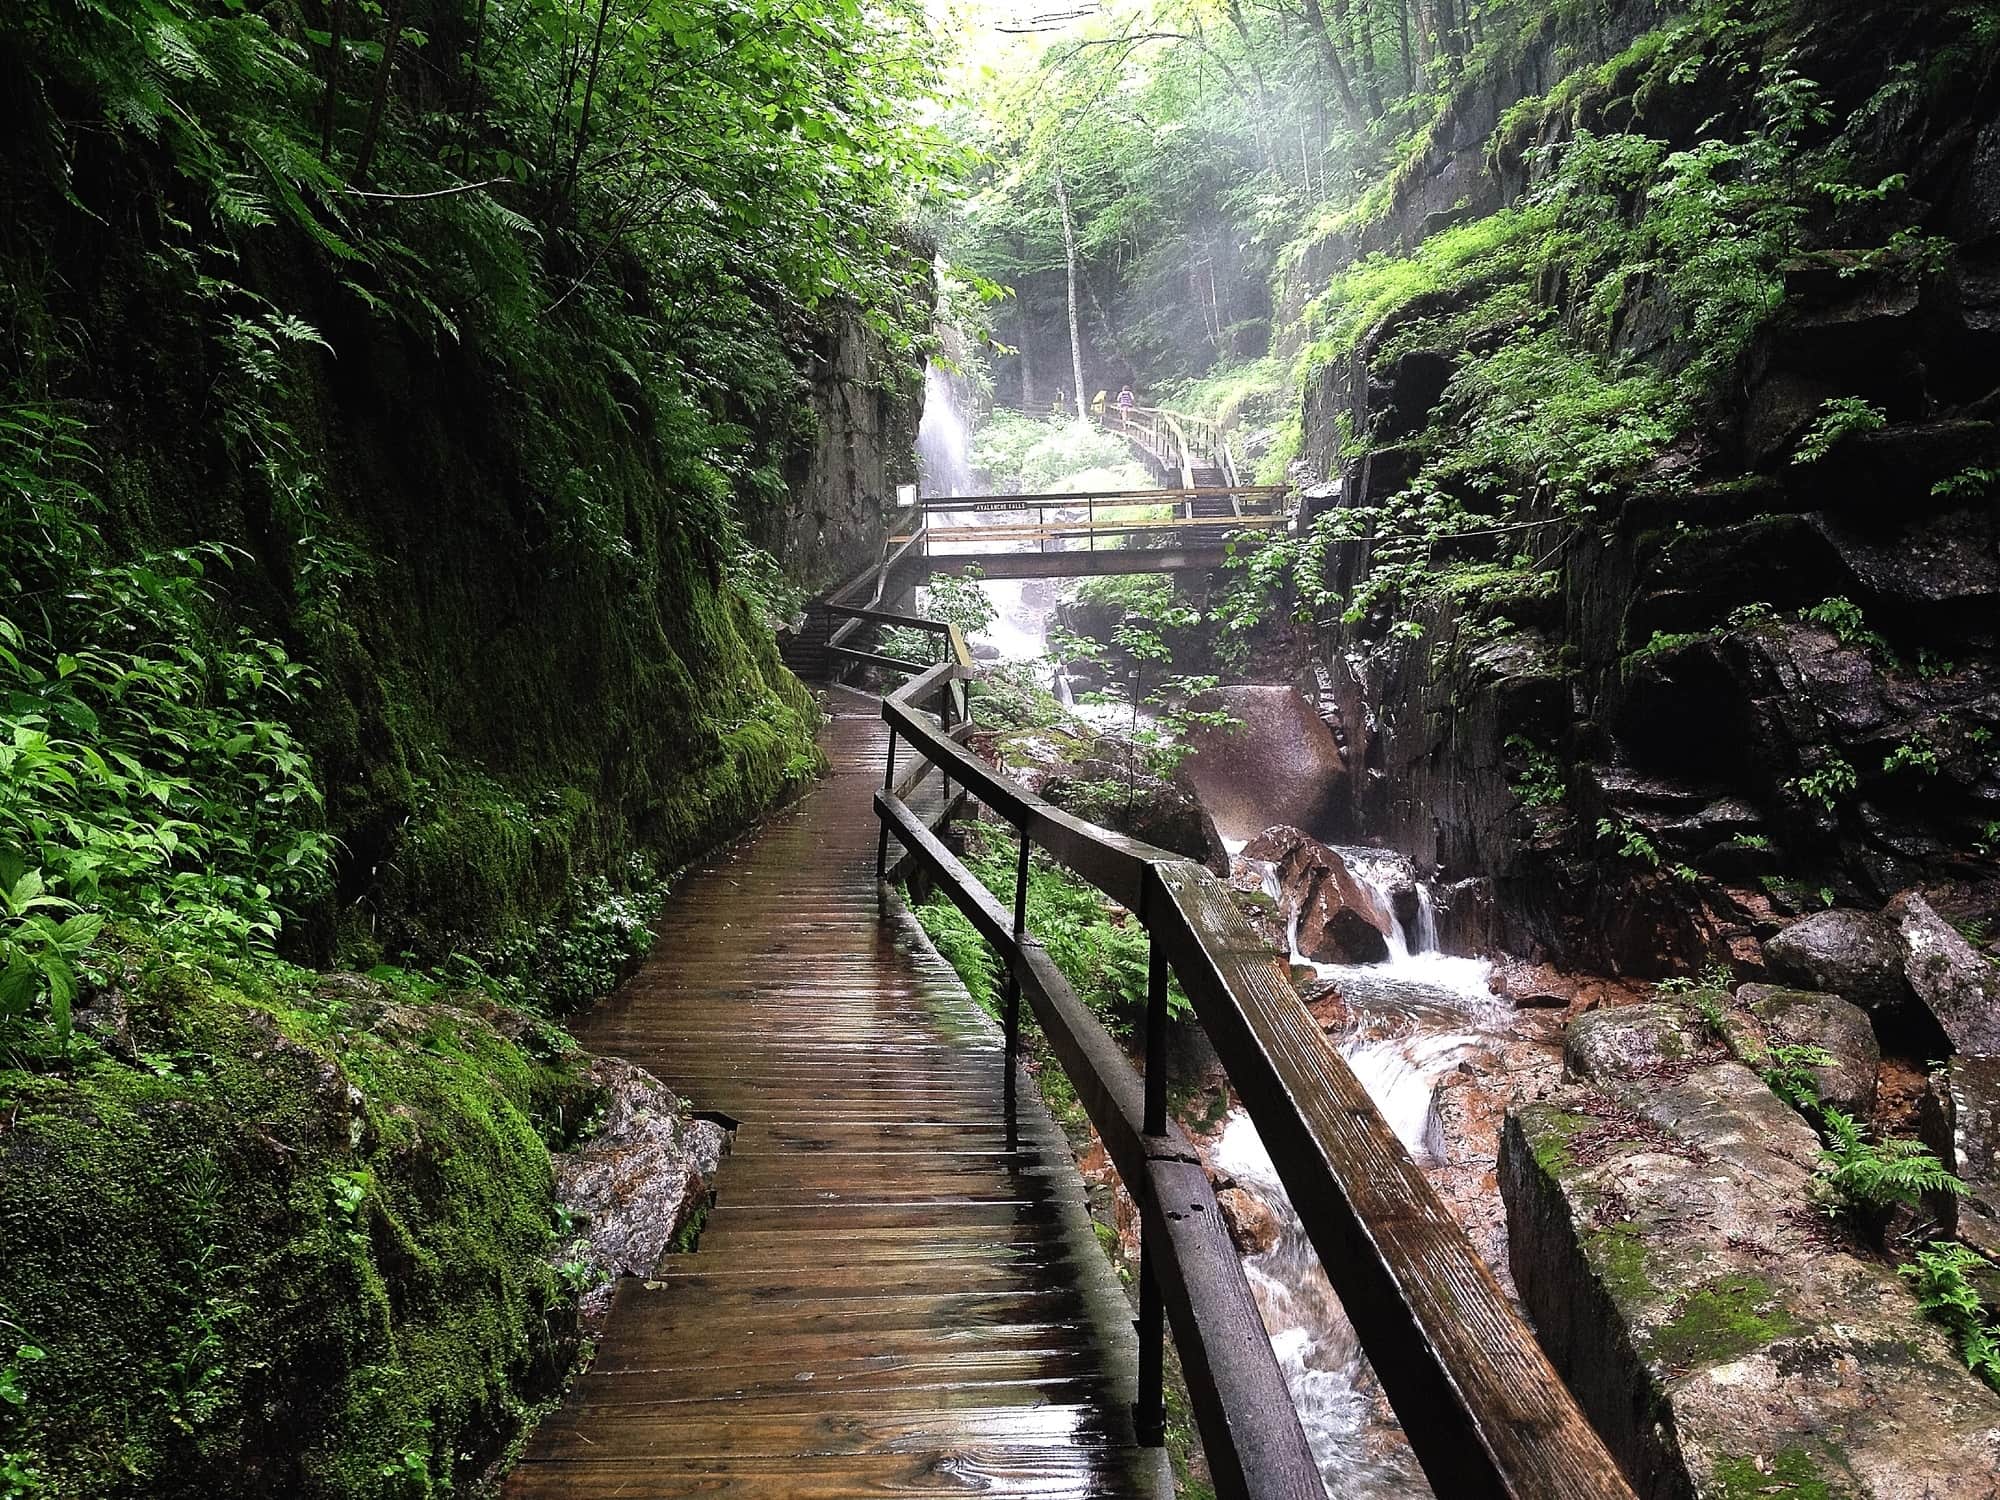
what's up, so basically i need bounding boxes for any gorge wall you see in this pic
[1287,0,2000,975]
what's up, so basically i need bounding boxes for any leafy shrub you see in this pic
[1595,816,1661,868]
[1792,397,1887,465]
[0,554,331,1043]
[1791,752,1858,812]
[1504,734,1566,809]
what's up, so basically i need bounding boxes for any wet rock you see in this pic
[1215,1186,1282,1256]
[1421,1020,1563,1298]
[1733,984,1879,1116]
[71,984,135,1062]
[1180,685,1347,844]
[1923,1058,2000,1260]
[1763,906,1910,1011]
[1433,876,1501,956]
[1241,825,1392,965]
[1812,506,2000,608]
[555,1056,731,1321]
[1300,975,1348,1031]
[1488,958,1580,1009]
[1563,1003,1702,1084]
[1505,1015,2000,1500]
[1892,890,2000,1054]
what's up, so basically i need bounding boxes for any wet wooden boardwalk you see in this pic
[503,690,1161,1499]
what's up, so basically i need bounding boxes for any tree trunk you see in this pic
[1298,0,1372,141]
[557,0,614,210]
[1397,0,1414,96]
[1355,0,1382,116]
[349,0,409,187]
[1052,161,1088,426]
[318,0,346,163]
[1224,0,1280,171]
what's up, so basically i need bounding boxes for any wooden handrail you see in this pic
[865,623,1639,1498]
[920,484,1286,511]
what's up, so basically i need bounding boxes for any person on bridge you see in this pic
[1116,385,1135,417]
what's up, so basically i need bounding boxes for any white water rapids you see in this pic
[1213,859,1509,1498]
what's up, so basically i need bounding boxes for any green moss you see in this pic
[0,934,597,1498]
[1527,1108,1597,1175]
[1649,1274,1799,1371]
[1711,1447,1850,1499]
[1587,1222,1657,1305]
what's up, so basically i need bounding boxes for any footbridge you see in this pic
[780,481,1288,681]
[507,532,1641,1498]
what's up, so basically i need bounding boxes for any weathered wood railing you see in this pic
[857,610,1640,1498]
[1107,404,1243,497]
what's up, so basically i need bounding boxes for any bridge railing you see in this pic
[1106,404,1244,497]
[909,486,1287,559]
[857,609,1639,1498]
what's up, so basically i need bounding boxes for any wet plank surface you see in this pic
[504,690,1161,1500]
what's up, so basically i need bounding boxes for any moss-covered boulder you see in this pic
[1502,1004,2000,1499]
[0,940,606,1498]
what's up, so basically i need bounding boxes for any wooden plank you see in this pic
[916,494,1280,516]
[828,644,927,675]
[504,1450,1165,1500]
[503,705,1155,1500]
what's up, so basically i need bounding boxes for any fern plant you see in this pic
[1900,1242,2000,1390]
[1816,1110,1963,1216]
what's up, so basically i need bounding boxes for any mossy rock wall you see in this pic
[62,238,856,970]
[0,941,602,1498]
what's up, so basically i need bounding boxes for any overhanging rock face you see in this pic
[1502,1003,2000,1500]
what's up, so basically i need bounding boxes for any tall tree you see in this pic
[1052,159,1089,421]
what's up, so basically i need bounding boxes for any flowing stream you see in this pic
[1213,858,1510,1498]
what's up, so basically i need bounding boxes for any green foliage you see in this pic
[0,554,331,1045]
[1762,1042,1836,1111]
[1504,734,1566,809]
[0,936,602,1496]
[1883,738,1942,777]
[970,662,1070,733]
[1801,596,1887,652]
[1793,397,1887,464]
[1596,816,1661,868]
[911,893,1002,1018]
[926,570,1000,638]
[969,413,1150,494]
[1900,1242,2000,1390]
[1932,466,1996,499]
[912,829,1188,1036]
[1627,630,1711,668]
[1791,752,1858,812]
[1815,1109,1963,1217]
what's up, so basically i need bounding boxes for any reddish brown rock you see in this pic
[1215,1186,1283,1256]
[1241,824,1392,964]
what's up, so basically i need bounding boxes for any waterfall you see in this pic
[916,363,972,498]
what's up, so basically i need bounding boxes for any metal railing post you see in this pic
[1003,830,1031,1141]
[1135,931,1169,1446]
[877,728,897,880]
